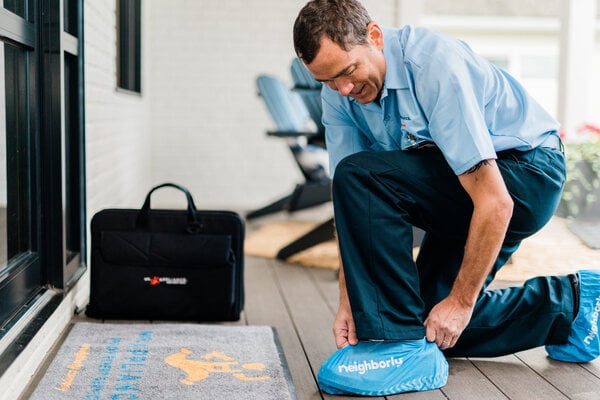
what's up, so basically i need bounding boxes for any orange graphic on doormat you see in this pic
[165,348,270,385]
[56,343,91,392]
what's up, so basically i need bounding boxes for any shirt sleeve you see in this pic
[321,88,370,176]
[409,34,498,175]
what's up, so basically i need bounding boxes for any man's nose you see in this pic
[329,77,354,96]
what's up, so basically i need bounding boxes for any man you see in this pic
[293,0,600,395]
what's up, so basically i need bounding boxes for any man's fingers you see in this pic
[347,318,358,345]
[335,336,349,348]
[333,325,347,348]
[425,318,457,349]
[439,336,454,350]
[424,319,437,343]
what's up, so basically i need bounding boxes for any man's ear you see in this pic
[367,22,384,50]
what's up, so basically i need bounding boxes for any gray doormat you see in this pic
[30,322,296,400]
[568,221,600,249]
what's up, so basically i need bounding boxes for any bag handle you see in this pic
[136,183,201,233]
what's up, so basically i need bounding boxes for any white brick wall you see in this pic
[85,0,154,217]
[146,0,308,211]
[145,0,400,211]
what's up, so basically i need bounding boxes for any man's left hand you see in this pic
[424,296,474,350]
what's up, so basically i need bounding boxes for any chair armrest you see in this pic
[292,86,322,93]
[267,130,321,139]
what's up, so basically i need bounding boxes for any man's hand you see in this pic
[424,295,473,350]
[334,301,358,348]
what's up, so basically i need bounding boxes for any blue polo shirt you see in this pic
[322,26,560,176]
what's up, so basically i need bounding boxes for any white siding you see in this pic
[145,0,399,210]
[85,0,153,216]
[147,0,306,210]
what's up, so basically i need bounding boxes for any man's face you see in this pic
[306,23,386,104]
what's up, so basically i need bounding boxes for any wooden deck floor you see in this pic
[21,254,600,399]
[240,256,600,400]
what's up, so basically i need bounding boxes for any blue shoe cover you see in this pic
[317,338,448,396]
[546,270,600,362]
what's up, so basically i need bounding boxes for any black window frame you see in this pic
[0,0,86,374]
[0,2,42,334]
[117,0,141,93]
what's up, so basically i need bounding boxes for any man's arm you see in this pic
[333,238,359,348]
[424,159,513,349]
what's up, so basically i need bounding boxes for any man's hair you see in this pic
[293,0,372,64]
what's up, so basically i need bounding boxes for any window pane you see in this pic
[2,42,32,268]
[3,0,31,20]
[64,0,78,36]
[64,52,82,271]
[0,44,6,269]
[118,0,142,93]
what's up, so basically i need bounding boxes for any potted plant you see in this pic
[557,123,600,220]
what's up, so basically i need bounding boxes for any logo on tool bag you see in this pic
[165,349,270,384]
[144,276,188,286]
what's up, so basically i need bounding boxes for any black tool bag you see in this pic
[86,183,245,321]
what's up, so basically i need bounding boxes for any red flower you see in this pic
[577,123,600,136]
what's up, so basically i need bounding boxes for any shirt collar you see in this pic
[379,27,410,101]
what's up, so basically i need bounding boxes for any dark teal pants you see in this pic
[332,146,574,357]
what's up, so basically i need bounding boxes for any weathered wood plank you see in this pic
[387,389,448,400]
[439,358,508,400]
[470,354,569,400]
[306,267,339,314]
[515,347,600,400]
[580,356,600,379]
[243,256,322,400]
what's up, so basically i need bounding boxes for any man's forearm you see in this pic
[337,244,351,307]
[450,198,513,307]
[451,159,514,306]
[333,236,358,347]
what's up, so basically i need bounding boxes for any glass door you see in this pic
[0,8,42,329]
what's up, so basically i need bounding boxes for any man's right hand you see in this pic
[334,302,358,348]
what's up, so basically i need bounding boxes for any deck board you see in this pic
[440,358,508,400]
[515,348,600,399]
[469,354,569,399]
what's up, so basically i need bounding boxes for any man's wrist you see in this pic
[449,282,479,308]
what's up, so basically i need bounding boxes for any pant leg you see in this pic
[333,146,571,353]
[332,148,473,340]
[446,275,575,357]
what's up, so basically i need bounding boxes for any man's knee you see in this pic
[332,152,370,195]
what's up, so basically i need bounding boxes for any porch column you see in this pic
[557,0,597,138]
